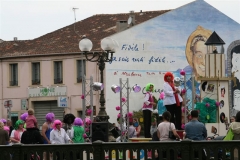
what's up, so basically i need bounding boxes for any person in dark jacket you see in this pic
[21,128,43,160]
[21,127,43,144]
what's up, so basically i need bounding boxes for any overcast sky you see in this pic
[0,0,240,41]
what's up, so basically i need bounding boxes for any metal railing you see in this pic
[0,140,240,160]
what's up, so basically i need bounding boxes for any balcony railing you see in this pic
[32,79,40,85]
[54,78,63,84]
[0,140,240,160]
[9,80,18,86]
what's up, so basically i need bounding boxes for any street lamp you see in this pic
[79,36,117,122]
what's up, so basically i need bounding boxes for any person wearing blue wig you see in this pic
[142,83,156,138]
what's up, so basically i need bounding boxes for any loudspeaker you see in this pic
[92,122,108,142]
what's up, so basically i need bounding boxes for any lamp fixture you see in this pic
[132,84,141,93]
[111,84,121,93]
[92,82,104,91]
[79,36,118,122]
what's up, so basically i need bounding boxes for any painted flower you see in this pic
[115,106,120,111]
[81,95,85,99]
[205,103,210,107]
[180,69,186,76]
[121,97,127,102]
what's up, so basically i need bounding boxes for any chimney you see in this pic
[116,20,128,32]
[14,37,18,41]
[128,10,135,26]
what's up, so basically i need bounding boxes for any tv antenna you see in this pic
[72,7,79,22]
[72,7,82,39]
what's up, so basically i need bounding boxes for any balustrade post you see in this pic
[180,139,192,160]
[93,141,103,160]
[11,143,23,160]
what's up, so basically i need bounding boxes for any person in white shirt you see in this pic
[50,119,72,144]
[163,72,182,130]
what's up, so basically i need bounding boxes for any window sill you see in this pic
[7,86,20,88]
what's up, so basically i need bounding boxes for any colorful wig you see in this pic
[145,83,154,92]
[164,72,174,82]
[159,92,165,100]
[20,112,28,121]
[14,120,24,130]
[63,113,75,124]
[52,119,62,130]
[46,112,55,122]
[0,119,7,124]
[73,118,83,126]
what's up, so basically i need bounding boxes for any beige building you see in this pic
[0,10,167,125]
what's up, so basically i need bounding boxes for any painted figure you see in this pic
[185,26,212,78]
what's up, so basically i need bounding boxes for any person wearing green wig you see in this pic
[142,83,156,138]
[10,120,25,144]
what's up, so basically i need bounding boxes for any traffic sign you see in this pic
[4,100,12,108]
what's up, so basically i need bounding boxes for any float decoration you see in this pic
[195,97,217,123]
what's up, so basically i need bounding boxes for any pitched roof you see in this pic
[0,10,170,58]
[205,31,225,45]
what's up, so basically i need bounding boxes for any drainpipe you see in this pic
[1,60,3,117]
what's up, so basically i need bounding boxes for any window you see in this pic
[54,61,63,84]
[9,63,18,86]
[32,62,40,85]
[77,60,86,83]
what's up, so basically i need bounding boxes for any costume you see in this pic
[50,128,70,144]
[185,120,207,140]
[25,115,37,128]
[43,112,54,144]
[163,72,182,130]
[70,118,85,143]
[50,120,71,144]
[10,120,25,143]
[21,128,43,144]
[63,113,75,138]
[142,83,154,138]
[228,122,240,140]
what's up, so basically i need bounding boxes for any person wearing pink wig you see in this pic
[50,120,72,144]
[70,118,84,143]
[50,119,72,160]
[163,72,182,130]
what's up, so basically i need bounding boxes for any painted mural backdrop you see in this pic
[105,0,240,123]
[230,45,240,114]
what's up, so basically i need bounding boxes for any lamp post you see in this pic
[79,36,116,122]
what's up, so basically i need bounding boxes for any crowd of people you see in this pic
[0,109,85,159]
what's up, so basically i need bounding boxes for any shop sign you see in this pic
[28,86,67,97]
